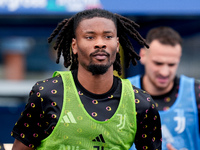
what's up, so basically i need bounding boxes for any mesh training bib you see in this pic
[37,71,137,150]
[128,75,200,150]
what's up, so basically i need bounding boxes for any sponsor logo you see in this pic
[92,134,105,150]
[92,134,105,143]
[61,112,77,124]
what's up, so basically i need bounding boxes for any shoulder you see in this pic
[30,75,64,103]
[127,75,141,82]
[24,75,64,110]
[34,75,63,87]
[194,78,200,91]
[132,85,158,116]
[178,75,199,89]
[133,85,155,107]
[194,79,200,102]
[32,75,63,92]
[194,79,200,86]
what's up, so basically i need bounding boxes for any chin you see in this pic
[157,84,169,90]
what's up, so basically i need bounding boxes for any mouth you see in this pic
[157,76,169,84]
[94,53,107,60]
[91,51,109,61]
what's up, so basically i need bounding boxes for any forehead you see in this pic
[76,17,117,33]
[148,40,182,62]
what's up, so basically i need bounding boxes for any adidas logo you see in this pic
[61,112,77,124]
[92,134,105,143]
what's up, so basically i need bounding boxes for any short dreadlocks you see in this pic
[48,8,149,76]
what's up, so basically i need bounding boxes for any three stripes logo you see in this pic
[61,112,77,124]
[92,134,105,150]
[92,134,105,143]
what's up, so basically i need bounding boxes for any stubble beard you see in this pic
[87,49,115,75]
[87,63,112,75]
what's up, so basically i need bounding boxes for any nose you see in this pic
[94,38,106,49]
[159,65,170,77]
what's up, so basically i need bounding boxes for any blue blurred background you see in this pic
[0,0,200,144]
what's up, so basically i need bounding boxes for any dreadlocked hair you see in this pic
[48,8,148,76]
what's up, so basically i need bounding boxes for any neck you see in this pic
[77,66,114,94]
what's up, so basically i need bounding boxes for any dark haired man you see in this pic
[11,9,161,150]
[128,26,200,150]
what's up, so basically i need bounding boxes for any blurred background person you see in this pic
[128,26,200,150]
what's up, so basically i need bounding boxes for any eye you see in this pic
[154,62,163,66]
[86,36,93,40]
[106,36,113,39]
[168,63,175,67]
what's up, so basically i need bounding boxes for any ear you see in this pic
[117,37,120,53]
[139,48,147,65]
[72,38,77,54]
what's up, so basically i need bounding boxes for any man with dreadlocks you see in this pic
[11,9,161,150]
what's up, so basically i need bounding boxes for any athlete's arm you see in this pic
[11,81,46,148]
[12,139,34,150]
[11,76,63,149]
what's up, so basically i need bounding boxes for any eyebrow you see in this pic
[84,30,114,34]
[153,60,177,65]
